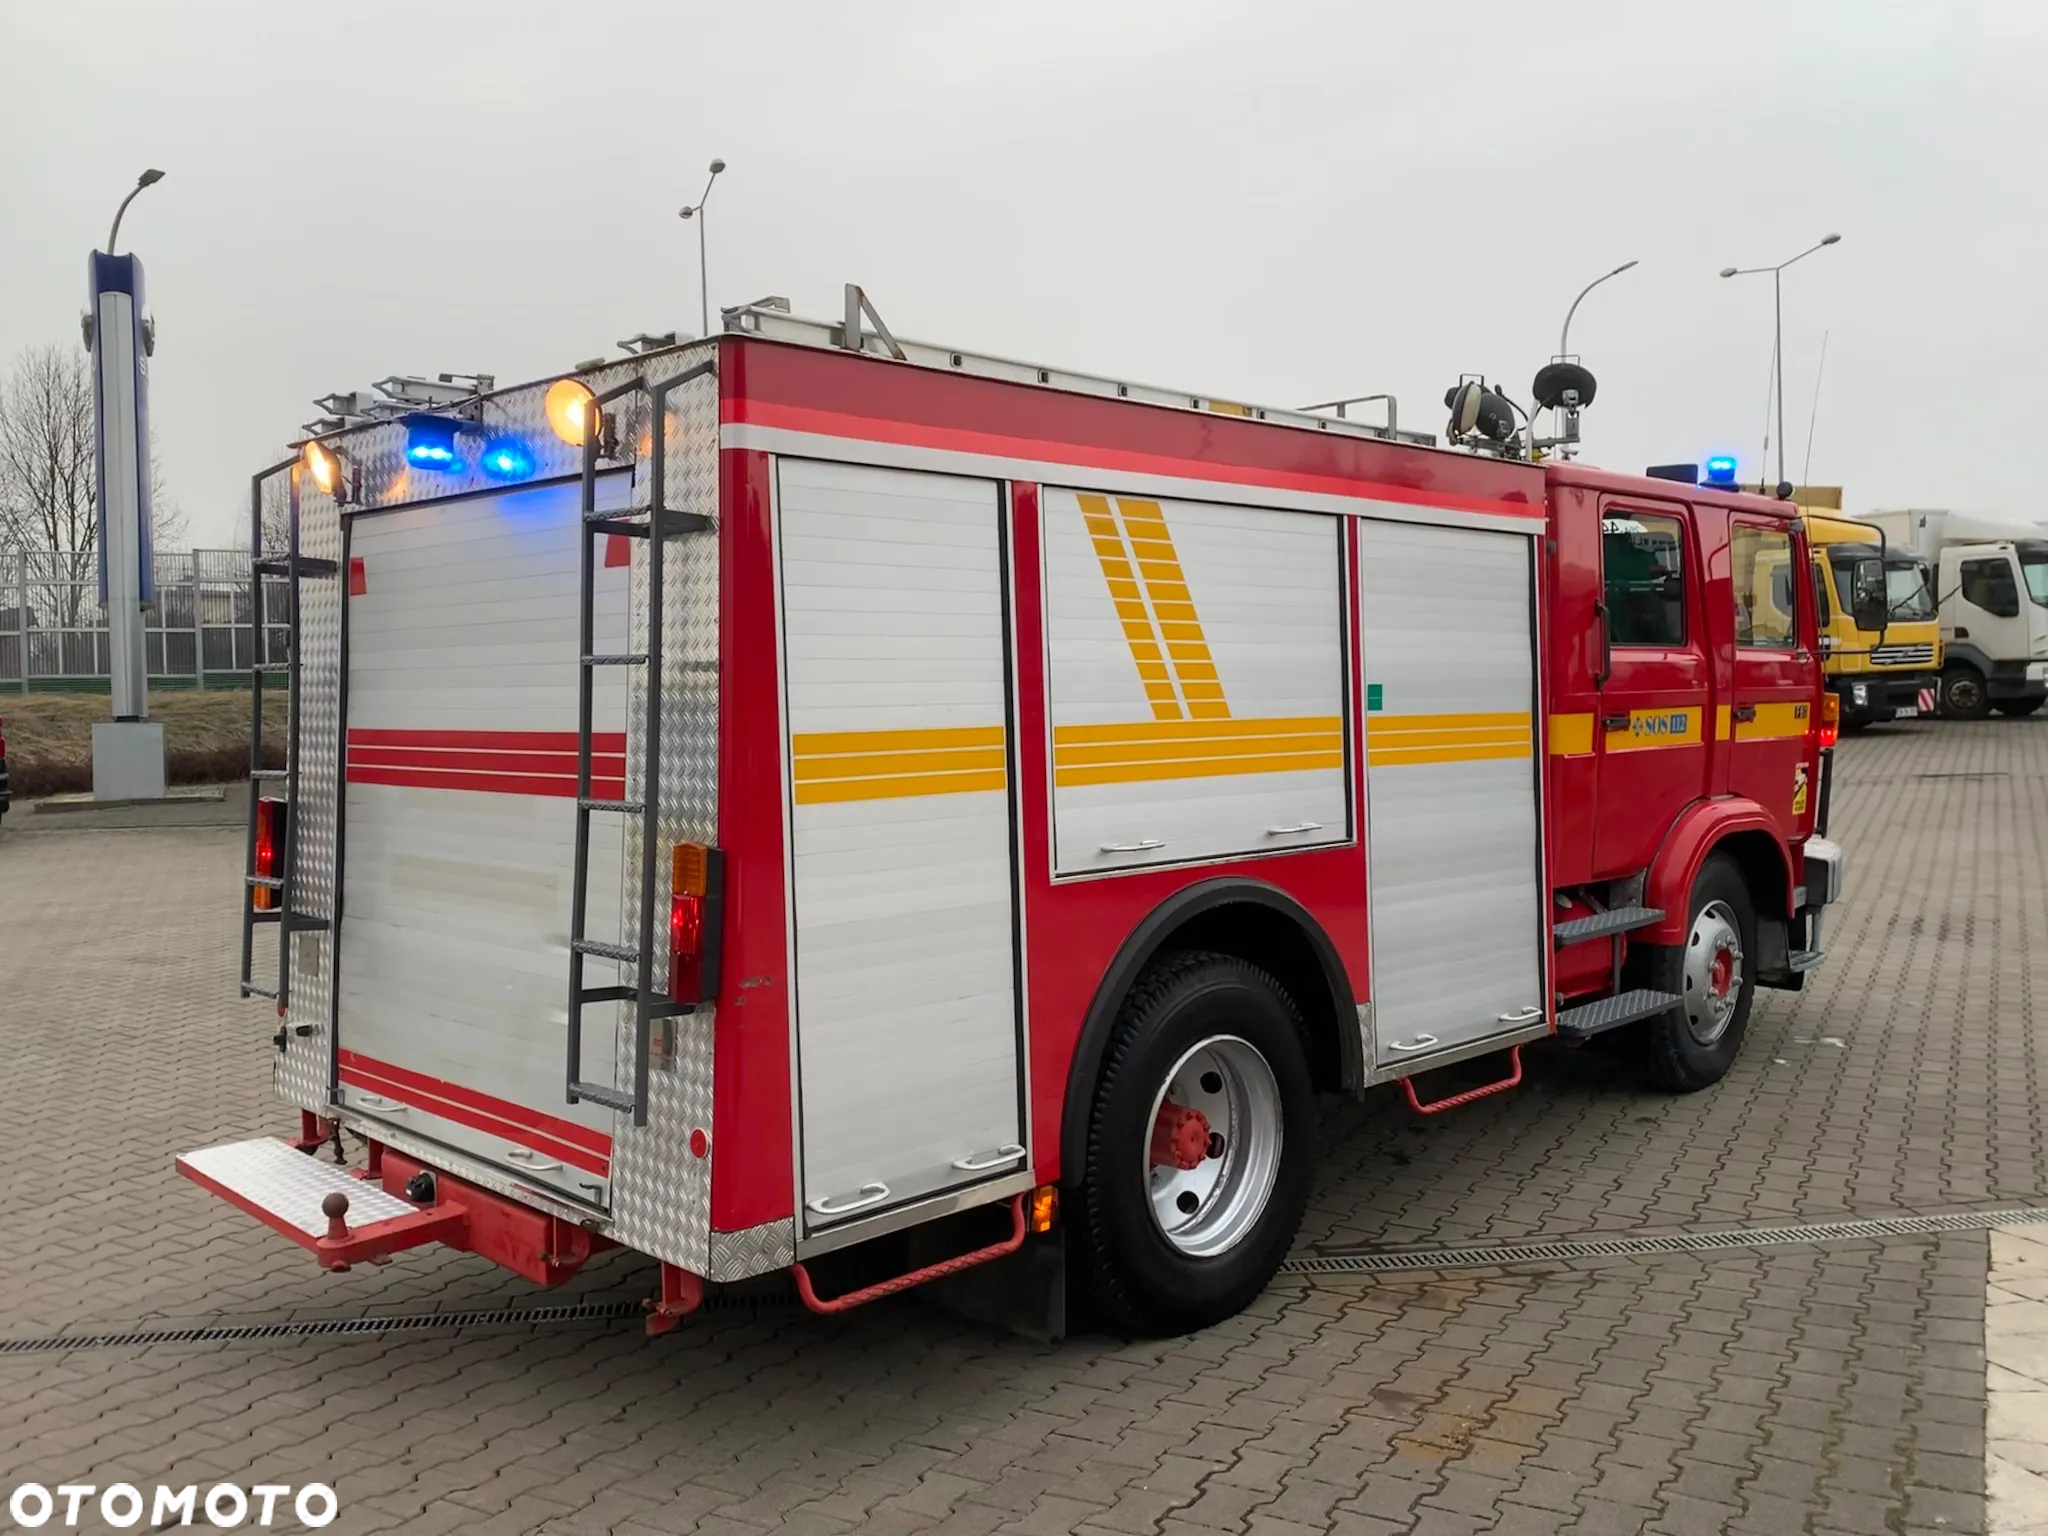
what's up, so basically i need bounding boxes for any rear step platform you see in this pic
[1556,988,1681,1042]
[177,1139,466,1270]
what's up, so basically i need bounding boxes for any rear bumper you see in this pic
[176,1134,607,1284]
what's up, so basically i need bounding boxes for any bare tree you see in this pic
[0,343,187,625]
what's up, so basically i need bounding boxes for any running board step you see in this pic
[177,1138,466,1271]
[1787,949,1825,973]
[568,1081,637,1114]
[1556,988,1681,1042]
[1552,905,1664,947]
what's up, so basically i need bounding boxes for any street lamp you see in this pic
[677,157,727,338]
[1556,258,1639,360]
[1720,233,1841,496]
[107,168,166,254]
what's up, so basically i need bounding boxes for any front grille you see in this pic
[1869,643,1935,667]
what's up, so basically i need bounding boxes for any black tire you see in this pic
[1942,665,1993,721]
[1630,855,1758,1093]
[1073,951,1316,1336]
[1994,697,2045,718]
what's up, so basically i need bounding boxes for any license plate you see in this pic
[1895,706,1918,719]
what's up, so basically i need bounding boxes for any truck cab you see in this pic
[1866,509,2048,719]
[1802,510,1942,729]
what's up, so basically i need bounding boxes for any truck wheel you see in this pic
[1942,665,1992,720]
[1631,856,1757,1093]
[1993,698,2044,718]
[1075,951,1315,1336]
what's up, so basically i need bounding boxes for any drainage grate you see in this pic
[0,1299,651,1357]
[1279,1205,2048,1277]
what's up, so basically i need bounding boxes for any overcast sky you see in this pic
[3,1,2041,547]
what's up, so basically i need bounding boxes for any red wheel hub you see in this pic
[1150,1102,1211,1171]
[1710,947,1734,999]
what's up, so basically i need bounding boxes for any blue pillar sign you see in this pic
[88,251,154,720]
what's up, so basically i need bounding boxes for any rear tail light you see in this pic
[253,797,287,910]
[1817,693,1840,750]
[669,842,726,1007]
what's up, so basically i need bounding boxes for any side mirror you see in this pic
[1852,591,1890,631]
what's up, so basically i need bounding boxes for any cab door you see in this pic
[1592,499,1713,876]
[1727,517,1817,840]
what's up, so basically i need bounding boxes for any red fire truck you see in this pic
[179,291,1843,1338]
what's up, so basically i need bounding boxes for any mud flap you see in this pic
[918,1226,1067,1343]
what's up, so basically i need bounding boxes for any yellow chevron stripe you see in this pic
[1076,493,1232,722]
[1051,714,1343,788]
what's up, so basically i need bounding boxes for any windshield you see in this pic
[2022,550,2048,608]
[1885,560,1935,621]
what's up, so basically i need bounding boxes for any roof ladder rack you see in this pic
[564,361,715,1128]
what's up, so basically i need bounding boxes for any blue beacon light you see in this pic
[478,436,537,482]
[404,416,465,473]
[1703,455,1739,487]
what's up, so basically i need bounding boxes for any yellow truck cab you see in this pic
[1792,489,1943,730]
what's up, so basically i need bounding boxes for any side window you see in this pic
[1731,523,1797,648]
[1810,560,1831,625]
[1602,512,1686,646]
[1960,558,2021,618]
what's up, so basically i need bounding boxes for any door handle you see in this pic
[1099,839,1164,854]
[1733,704,1758,722]
[1264,822,1324,837]
[353,1094,408,1113]
[505,1147,565,1172]
[952,1143,1026,1172]
[807,1182,890,1217]
[1496,1005,1544,1025]
[1387,1034,1440,1053]
[1601,714,1630,732]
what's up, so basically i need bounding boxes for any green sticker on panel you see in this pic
[1366,683,1383,712]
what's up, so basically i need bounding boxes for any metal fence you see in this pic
[0,549,290,691]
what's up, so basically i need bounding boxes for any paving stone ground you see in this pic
[1,716,2043,1535]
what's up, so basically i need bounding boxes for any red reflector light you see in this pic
[253,798,284,911]
[668,843,725,1006]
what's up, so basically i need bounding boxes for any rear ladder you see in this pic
[564,362,715,1127]
[238,459,335,1011]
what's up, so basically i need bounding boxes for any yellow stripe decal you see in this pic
[1735,701,1812,741]
[1077,494,1232,722]
[1549,713,1596,756]
[1603,707,1704,753]
[1051,715,1342,788]
[1715,705,1733,742]
[792,725,1009,805]
[1365,711,1534,768]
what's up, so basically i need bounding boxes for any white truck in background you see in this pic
[1864,509,2048,720]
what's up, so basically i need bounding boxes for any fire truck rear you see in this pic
[180,293,1844,1337]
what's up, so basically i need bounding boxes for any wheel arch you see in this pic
[1641,799,1795,945]
[1056,879,1361,1188]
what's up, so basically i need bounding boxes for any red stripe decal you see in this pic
[347,746,624,777]
[347,730,626,752]
[348,556,367,596]
[346,766,624,799]
[605,534,631,568]
[339,1049,613,1160]
[727,399,1544,520]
